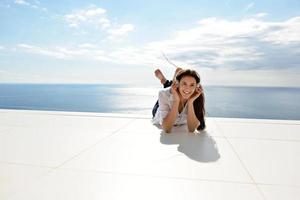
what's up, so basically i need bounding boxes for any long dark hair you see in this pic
[176,69,206,131]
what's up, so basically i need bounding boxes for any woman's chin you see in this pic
[182,94,191,100]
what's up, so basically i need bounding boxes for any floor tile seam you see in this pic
[45,113,151,120]
[39,112,148,120]
[214,120,300,126]
[220,136,300,143]
[49,166,257,186]
[212,118,267,200]
[0,161,55,169]
[0,109,151,119]
[212,118,257,183]
[152,153,184,163]
[254,183,300,200]
[109,130,226,138]
[0,161,59,200]
[256,182,300,188]
[3,109,299,124]
[3,167,57,200]
[0,124,26,128]
[52,118,137,170]
[213,117,300,123]
[2,167,258,200]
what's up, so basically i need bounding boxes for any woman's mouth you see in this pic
[183,91,191,95]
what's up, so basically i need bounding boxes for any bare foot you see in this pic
[154,69,167,84]
[173,67,183,80]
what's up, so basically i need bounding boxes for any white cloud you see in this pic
[78,43,97,48]
[262,16,300,44]
[14,0,47,11]
[145,16,300,71]
[16,43,114,62]
[108,24,135,39]
[15,0,29,5]
[16,15,300,73]
[64,6,134,40]
[200,67,300,87]
[253,13,268,18]
[17,44,67,59]
[64,6,110,29]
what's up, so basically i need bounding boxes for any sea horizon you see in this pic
[1,83,300,121]
[1,82,300,88]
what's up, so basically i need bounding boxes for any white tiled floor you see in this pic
[214,119,300,141]
[228,138,300,186]
[0,109,299,200]
[0,163,51,200]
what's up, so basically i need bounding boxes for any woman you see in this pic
[152,68,206,133]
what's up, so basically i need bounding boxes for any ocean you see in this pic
[1,84,300,120]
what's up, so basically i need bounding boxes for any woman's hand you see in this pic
[188,85,203,103]
[171,82,180,103]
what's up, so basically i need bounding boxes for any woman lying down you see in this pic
[152,68,206,133]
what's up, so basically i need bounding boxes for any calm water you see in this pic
[1,84,300,120]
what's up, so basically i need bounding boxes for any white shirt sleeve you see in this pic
[152,89,187,127]
[158,90,171,124]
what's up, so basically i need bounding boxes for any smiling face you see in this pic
[178,75,197,99]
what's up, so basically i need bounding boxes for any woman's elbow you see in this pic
[188,127,196,133]
[162,124,172,133]
[162,120,172,133]
[163,126,172,133]
[188,123,199,133]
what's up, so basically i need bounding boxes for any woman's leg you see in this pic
[154,69,167,85]
[165,67,183,87]
[163,80,173,88]
[155,68,183,88]
[173,67,183,80]
[153,68,182,117]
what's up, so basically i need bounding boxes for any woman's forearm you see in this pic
[162,101,179,133]
[187,102,200,132]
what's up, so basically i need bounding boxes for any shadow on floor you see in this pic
[160,125,220,162]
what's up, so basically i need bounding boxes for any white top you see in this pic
[152,88,188,126]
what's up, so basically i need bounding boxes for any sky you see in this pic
[0,0,300,87]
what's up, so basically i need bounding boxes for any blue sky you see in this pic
[0,0,300,86]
